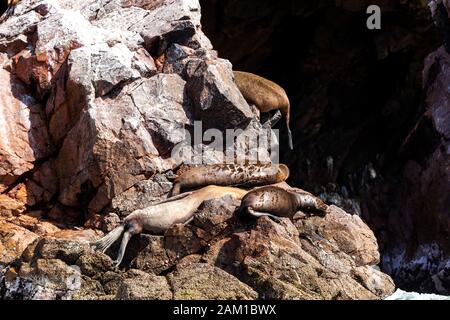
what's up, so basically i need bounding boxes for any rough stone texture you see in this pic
[115,269,172,300]
[1,259,83,300]
[0,0,263,224]
[297,206,380,267]
[378,46,450,294]
[0,0,396,300]
[202,205,394,300]
[199,0,449,294]
[168,263,258,300]
[1,188,395,300]
[0,220,39,266]
[0,54,52,192]
[33,238,91,265]
[128,235,172,274]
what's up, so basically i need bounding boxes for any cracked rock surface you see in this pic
[0,0,395,300]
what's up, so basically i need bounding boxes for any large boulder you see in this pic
[0,0,262,224]
[0,0,395,300]
[379,46,450,294]
[1,189,395,300]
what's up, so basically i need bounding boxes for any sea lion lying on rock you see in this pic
[171,163,290,196]
[92,185,248,266]
[239,186,328,220]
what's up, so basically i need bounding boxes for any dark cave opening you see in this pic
[0,3,6,16]
[199,0,445,292]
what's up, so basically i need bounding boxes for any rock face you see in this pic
[379,45,450,294]
[199,0,449,294]
[0,0,395,300]
[0,0,260,223]
[1,191,394,300]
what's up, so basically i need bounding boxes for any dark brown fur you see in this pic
[239,186,327,220]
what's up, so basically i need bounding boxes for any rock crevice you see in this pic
[0,0,396,299]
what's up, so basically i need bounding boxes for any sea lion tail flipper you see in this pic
[91,225,125,253]
[247,207,283,222]
[183,216,194,226]
[270,110,282,127]
[286,123,293,150]
[114,230,132,267]
[262,110,282,129]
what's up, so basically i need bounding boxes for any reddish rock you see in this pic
[168,263,258,300]
[165,224,204,262]
[129,235,172,274]
[0,0,397,301]
[115,269,172,300]
[0,220,39,265]
[297,205,380,266]
[4,214,60,236]
[376,46,450,293]
[0,194,25,216]
[0,55,51,187]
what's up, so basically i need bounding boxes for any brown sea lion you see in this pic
[239,186,327,220]
[171,163,290,196]
[233,71,293,149]
[92,185,248,266]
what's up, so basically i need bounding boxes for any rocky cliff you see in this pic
[199,0,449,294]
[0,0,397,299]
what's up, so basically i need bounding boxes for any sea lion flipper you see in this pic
[114,231,132,267]
[183,216,194,226]
[270,110,282,127]
[261,110,282,129]
[152,191,194,206]
[91,225,125,253]
[286,123,293,150]
[247,207,283,222]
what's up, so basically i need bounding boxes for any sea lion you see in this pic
[0,0,19,22]
[171,163,290,196]
[92,185,248,266]
[239,186,327,220]
[233,71,293,149]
